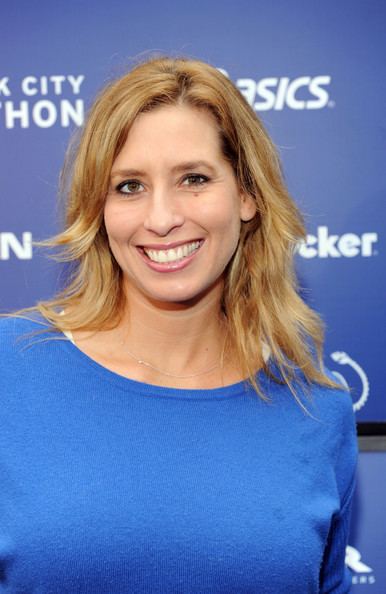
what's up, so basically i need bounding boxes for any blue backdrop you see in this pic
[1,0,385,590]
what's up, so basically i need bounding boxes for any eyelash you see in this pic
[115,174,210,195]
[183,174,210,187]
[116,180,143,194]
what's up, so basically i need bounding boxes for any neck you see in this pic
[66,282,256,388]
[117,282,230,376]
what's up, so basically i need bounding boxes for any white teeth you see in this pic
[144,241,201,263]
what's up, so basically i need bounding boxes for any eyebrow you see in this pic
[110,160,218,179]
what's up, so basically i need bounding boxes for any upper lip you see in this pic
[138,239,203,250]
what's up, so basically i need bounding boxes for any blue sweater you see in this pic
[0,317,357,593]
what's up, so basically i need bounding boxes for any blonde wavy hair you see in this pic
[22,54,339,401]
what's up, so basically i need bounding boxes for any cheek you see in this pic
[103,204,116,237]
[103,212,131,272]
[208,202,241,242]
[104,205,132,242]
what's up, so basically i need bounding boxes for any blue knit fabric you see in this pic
[0,317,357,593]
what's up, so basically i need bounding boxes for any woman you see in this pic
[0,55,357,593]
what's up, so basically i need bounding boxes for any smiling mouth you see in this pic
[141,240,203,264]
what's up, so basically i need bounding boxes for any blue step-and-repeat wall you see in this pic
[1,0,385,590]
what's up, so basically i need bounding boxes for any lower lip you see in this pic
[136,243,204,273]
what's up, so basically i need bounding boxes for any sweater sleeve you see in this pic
[319,474,356,593]
[319,388,358,593]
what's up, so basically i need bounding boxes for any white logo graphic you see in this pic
[330,352,369,412]
[0,74,85,129]
[1,99,84,129]
[346,546,376,585]
[296,226,378,258]
[0,232,32,260]
[218,70,332,111]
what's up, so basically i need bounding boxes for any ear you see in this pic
[239,192,257,222]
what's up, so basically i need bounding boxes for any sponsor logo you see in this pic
[296,226,378,258]
[0,75,85,129]
[346,546,376,585]
[0,232,32,260]
[330,352,369,412]
[218,69,332,111]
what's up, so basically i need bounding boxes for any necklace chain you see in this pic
[123,344,221,379]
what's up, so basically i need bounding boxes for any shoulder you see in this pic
[270,362,354,426]
[0,314,53,359]
[307,367,355,428]
[0,313,50,338]
[293,365,357,449]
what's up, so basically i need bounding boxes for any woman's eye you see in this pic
[182,174,209,187]
[116,180,143,194]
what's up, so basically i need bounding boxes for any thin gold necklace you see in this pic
[123,345,221,378]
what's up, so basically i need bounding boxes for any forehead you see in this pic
[115,104,224,165]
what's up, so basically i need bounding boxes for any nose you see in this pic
[143,188,185,236]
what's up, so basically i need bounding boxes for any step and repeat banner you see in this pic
[1,0,385,590]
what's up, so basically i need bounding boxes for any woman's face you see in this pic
[104,104,256,307]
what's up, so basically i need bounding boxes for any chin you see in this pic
[146,291,204,308]
[146,281,223,309]
[123,272,224,308]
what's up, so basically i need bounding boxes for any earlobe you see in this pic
[240,193,257,222]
